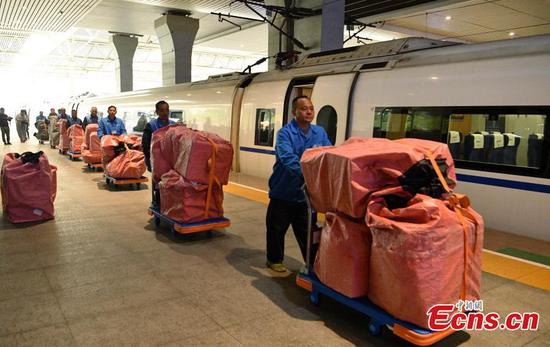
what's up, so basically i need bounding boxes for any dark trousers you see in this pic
[266,198,316,264]
[1,126,9,144]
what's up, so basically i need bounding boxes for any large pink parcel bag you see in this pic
[105,149,146,179]
[314,212,371,298]
[57,119,69,150]
[152,125,233,185]
[1,152,57,223]
[67,124,84,152]
[159,170,224,223]
[166,126,233,185]
[151,125,179,181]
[366,188,483,329]
[301,137,457,219]
[81,124,100,151]
[82,125,102,165]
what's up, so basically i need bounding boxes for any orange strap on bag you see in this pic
[203,136,221,219]
[424,150,478,301]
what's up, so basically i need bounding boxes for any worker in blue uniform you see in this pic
[142,100,175,209]
[35,111,48,124]
[58,108,69,120]
[82,107,100,129]
[266,95,332,272]
[97,105,126,138]
[67,109,83,127]
[142,100,175,172]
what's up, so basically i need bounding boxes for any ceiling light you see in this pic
[430,76,439,80]
[445,16,452,20]
[216,91,222,94]
[509,32,515,37]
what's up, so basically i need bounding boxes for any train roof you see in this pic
[84,34,550,102]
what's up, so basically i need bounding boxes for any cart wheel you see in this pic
[170,226,177,238]
[136,183,141,189]
[368,322,381,336]
[153,216,161,227]
[310,292,319,306]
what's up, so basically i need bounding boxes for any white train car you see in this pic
[80,35,550,241]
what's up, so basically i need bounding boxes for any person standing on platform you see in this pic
[35,111,47,123]
[265,95,332,272]
[0,107,12,145]
[67,109,82,127]
[15,109,29,143]
[82,107,100,129]
[58,108,69,120]
[97,105,126,138]
[142,100,174,172]
[34,111,49,141]
[142,100,175,208]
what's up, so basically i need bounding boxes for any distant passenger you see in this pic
[67,110,83,127]
[58,108,69,120]
[97,105,126,138]
[82,107,100,129]
[0,107,12,145]
[48,108,57,117]
[142,100,175,172]
[35,111,48,124]
[265,95,331,272]
[15,109,29,143]
[34,111,49,142]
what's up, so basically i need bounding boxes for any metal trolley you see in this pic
[148,206,230,237]
[67,150,81,161]
[104,173,147,190]
[295,187,457,346]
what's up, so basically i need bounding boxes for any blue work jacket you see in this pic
[97,116,127,138]
[268,119,332,203]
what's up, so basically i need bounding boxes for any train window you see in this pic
[254,108,275,147]
[170,111,183,122]
[374,106,549,177]
[316,105,337,145]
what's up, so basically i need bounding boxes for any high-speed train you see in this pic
[79,35,550,241]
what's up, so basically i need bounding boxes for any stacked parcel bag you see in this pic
[67,124,84,153]
[81,124,102,165]
[57,119,69,151]
[151,125,233,223]
[301,137,483,329]
[1,151,57,223]
[101,135,145,179]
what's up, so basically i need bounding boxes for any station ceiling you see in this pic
[0,0,549,92]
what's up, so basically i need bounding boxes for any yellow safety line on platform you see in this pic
[225,181,550,292]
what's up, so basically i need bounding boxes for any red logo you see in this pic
[427,300,539,331]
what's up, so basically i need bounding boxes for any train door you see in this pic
[283,77,317,125]
[239,78,293,178]
[310,73,358,145]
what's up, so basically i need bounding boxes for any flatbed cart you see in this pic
[67,150,81,161]
[148,206,230,237]
[104,173,147,189]
[295,188,457,346]
[85,163,103,172]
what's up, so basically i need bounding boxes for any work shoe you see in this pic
[266,261,287,273]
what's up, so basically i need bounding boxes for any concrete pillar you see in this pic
[111,34,138,92]
[154,14,199,85]
[321,0,344,51]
